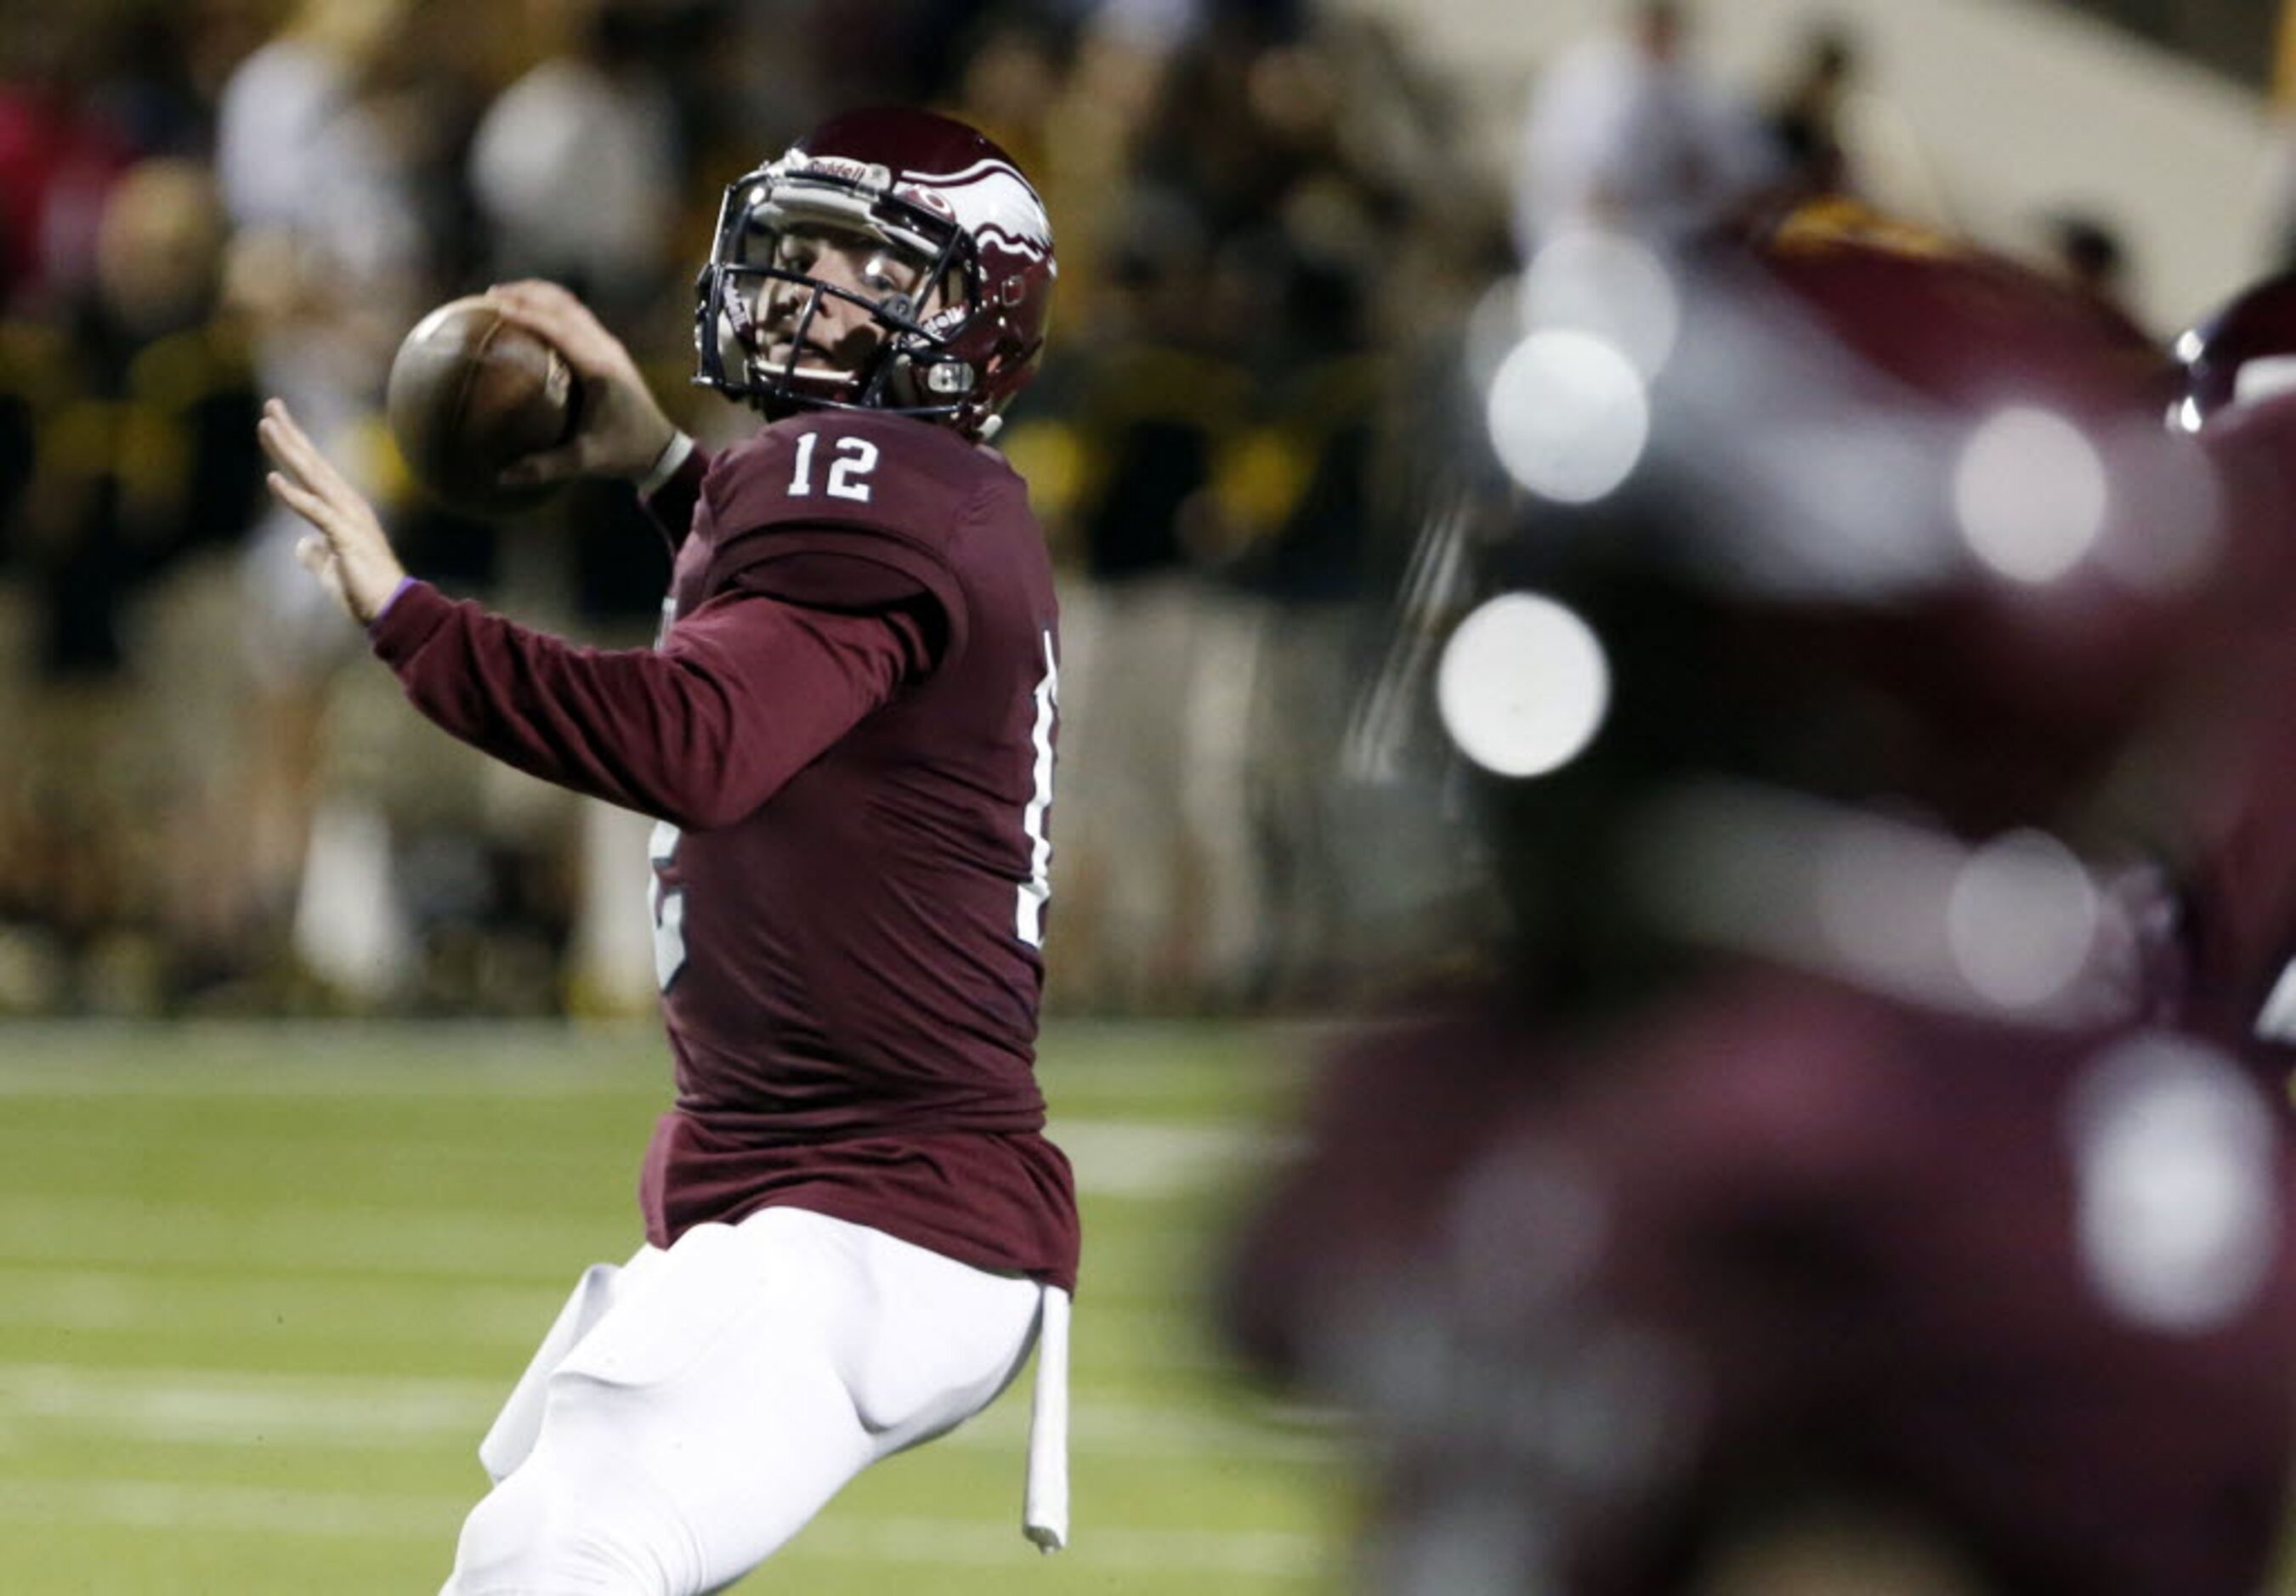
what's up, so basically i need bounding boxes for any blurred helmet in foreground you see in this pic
[1414,202,2221,1011]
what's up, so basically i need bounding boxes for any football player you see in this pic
[1224,211,2296,1593]
[2157,268,2296,1053]
[258,109,1077,1593]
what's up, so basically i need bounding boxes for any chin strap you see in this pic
[1021,1285,1070,1551]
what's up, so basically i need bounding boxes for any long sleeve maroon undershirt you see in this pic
[366,447,938,832]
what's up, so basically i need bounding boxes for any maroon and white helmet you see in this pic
[694,106,1056,438]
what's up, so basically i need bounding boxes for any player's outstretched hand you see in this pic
[485,280,679,488]
[258,398,408,625]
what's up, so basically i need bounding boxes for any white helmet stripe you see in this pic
[904,161,1053,263]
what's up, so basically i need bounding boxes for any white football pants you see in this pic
[441,1206,1046,1595]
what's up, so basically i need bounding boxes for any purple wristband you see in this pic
[368,575,418,629]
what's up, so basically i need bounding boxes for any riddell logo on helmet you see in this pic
[796,156,892,192]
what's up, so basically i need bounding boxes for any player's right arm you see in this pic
[484,280,706,543]
[485,280,676,484]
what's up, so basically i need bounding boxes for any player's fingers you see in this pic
[265,467,317,518]
[497,440,588,488]
[258,399,359,501]
[266,468,337,531]
[494,301,615,375]
[485,279,582,327]
[491,277,578,305]
[293,531,333,574]
[488,296,595,362]
[486,284,623,373]
[254,408,304,480]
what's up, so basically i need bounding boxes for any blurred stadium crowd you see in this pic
[0,0,2228,1022]
[0,0,1490,1017]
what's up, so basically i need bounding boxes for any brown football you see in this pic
[385,296,578,518]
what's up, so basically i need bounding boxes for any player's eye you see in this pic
[865,250,918,291]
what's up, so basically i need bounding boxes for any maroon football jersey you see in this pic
[643,412,1074,1288]
[370,408,1076,1292]
[1227,976,2296,1593]
[2162,406,2296,1055]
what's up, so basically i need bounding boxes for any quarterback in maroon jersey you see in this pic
[260,109,1077,1593]
[1225,210,2296,1593]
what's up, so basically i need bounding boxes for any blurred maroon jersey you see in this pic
[1227,976,2296,1593]
[372,407,1077,1292]
[2157,398,2296,1057]
[644,411,1075,1289]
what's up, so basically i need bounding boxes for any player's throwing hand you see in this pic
[485,279,680,487]
[258,398,407,625]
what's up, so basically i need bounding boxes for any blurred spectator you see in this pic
[82,5,213,163]
[1766,21,1857,195]
[468,0,681,326]
[2043,207,2146,336]
[216,0,429,322]
[1760,20,1946,225]
[466,1,731,1018]
[215,0,431,665]
[215,0,440,1004]
[1135,8,1315,247]
[1514,0,1776,253]
[1046,209,1256,1009]
[1227,261,1388,1005]
[0,11,137,314]
[940,8,1067,184]
[0,156,264,1010]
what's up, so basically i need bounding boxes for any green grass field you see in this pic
[0,1020,1352,1593]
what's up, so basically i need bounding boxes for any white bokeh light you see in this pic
[1485,331,1650,505]
[2071,1036,2279,1333]
[2234,353,2296,409]
[1952,406,2108,584]
[1437,593,1611,779]
[1520,229,1681,377]
[1945,829,2102,1010]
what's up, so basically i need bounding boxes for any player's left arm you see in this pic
[263,397,944,828]
[258,399,407,623]
[371,580,931,829]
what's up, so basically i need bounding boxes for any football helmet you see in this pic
[694,107,1056,438]
[1377,210,2225,1010]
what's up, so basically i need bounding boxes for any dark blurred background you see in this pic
[2,0,2293,1022]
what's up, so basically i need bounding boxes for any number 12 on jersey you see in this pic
[789,431,877,502]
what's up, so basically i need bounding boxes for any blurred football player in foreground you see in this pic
[258,109,1076,1593]
[2165,265,2296,1056]
[1226,207,2296,1594]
